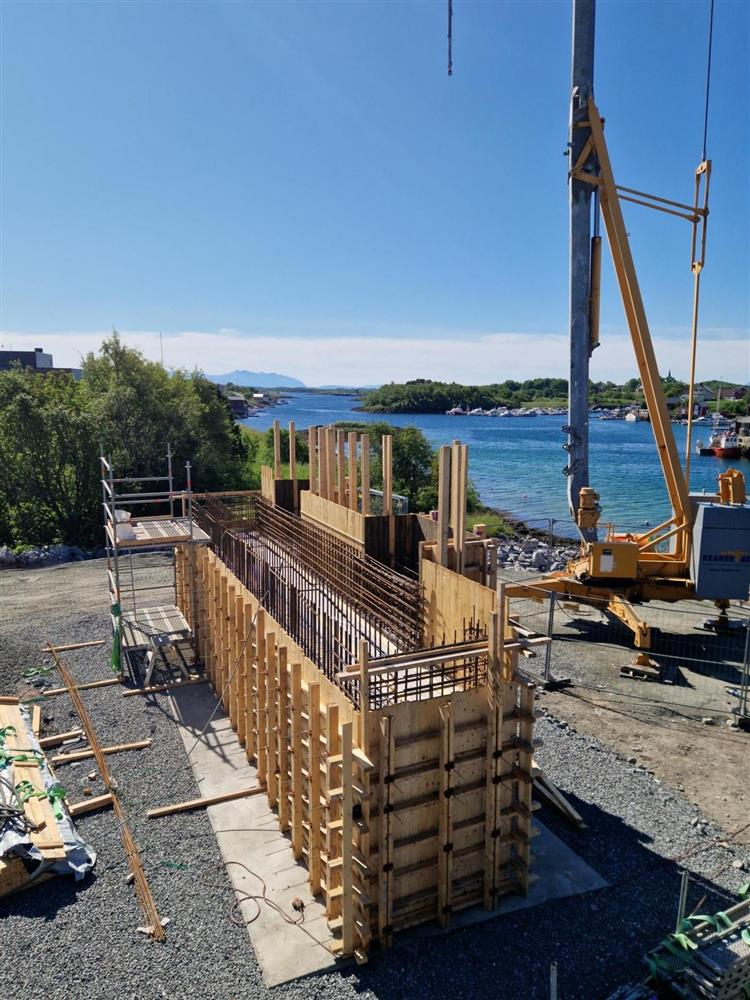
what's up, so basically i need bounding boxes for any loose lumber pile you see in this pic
[0,697,71,898]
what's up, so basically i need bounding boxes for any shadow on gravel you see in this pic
[316,794,741,1000]
[0,869,98,924]
[557,615,745,686]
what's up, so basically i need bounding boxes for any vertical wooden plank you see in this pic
[289,420,298,510]
[235,594,246,743]
[437,444,451,567]
[290,662,303,859]
[378,714,394,948]
[347,431,358,512]
[325,703,340,917]
[358,641,369,751]
[516,681,534,896]
[273,419,281,479]
[437,702,454,927]
[341,721,354,956]
[457,444,468,575]
[277,647,290,831]
[336,430,346,506]
[266,635,278,808]
[360,433,370,515]
[213,564,222,694]
[308,683,322,894]
[483,609,502,909]
[308,425,318,495]
[256,611,267,782]
[220,572,230,710]
[382,434,393,515]
[228,584,238,729]
[328,427,337,501]
[243,600,255,759]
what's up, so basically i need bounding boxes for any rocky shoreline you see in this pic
[495,536,580,574]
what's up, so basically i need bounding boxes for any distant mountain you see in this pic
[313,384,381,390]
[208,370,305,389]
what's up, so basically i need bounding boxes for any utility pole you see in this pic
[565,0,598,541]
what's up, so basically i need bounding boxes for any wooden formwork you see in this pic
[175,534,537,961]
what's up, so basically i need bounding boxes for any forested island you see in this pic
[359,377,749,415]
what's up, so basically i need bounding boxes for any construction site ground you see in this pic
[1,554,748,1000]
[499,566,749,835]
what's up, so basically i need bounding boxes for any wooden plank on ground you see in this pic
[51,739,151,765]
[146,785,266,819]
[68,793,114,817]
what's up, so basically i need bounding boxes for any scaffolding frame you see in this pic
[101,447,208,685]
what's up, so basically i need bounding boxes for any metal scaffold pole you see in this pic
[565,0,598,541]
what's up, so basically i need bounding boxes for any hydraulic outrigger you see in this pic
[505,2,748,648]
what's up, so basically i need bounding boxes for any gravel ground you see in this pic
[1,558,748,1000]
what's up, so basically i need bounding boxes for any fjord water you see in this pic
[243,392,745,538]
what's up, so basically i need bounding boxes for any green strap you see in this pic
[0,749,44,769]
[15,779,67,820]
[0,724,17,742]
[111,601,122,674]
[714,911,733,930]
[46,785,66,820]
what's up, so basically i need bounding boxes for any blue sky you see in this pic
[1,0,748,385]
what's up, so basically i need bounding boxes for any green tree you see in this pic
[0,367,100,547]
[0,334,253,549]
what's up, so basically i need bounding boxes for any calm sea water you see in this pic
[242,392,746,538]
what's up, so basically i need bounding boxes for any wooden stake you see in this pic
[38,728,83,749]
[41,677,121,698]
[68,793,114,817]
[51,739,151,765]
[40,639,106,653]
[243,601,255,760]
[122,677,207,697]
[147,785,266,819]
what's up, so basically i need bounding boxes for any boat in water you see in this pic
[696,415,741,458]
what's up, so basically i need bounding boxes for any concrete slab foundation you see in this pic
[168,683,607,986]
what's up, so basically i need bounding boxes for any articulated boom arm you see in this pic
[572,98,691,563]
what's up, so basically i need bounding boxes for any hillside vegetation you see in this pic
[0,335,451,549]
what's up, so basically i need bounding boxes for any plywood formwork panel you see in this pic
[178,536,535,960]
[421,560,497,647]
[300,491,366,550]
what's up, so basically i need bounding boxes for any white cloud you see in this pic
[1,327,747,386]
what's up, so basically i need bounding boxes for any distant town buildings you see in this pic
[0,346,82,378]
[0,347,53,371]
[221,389,250,418]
